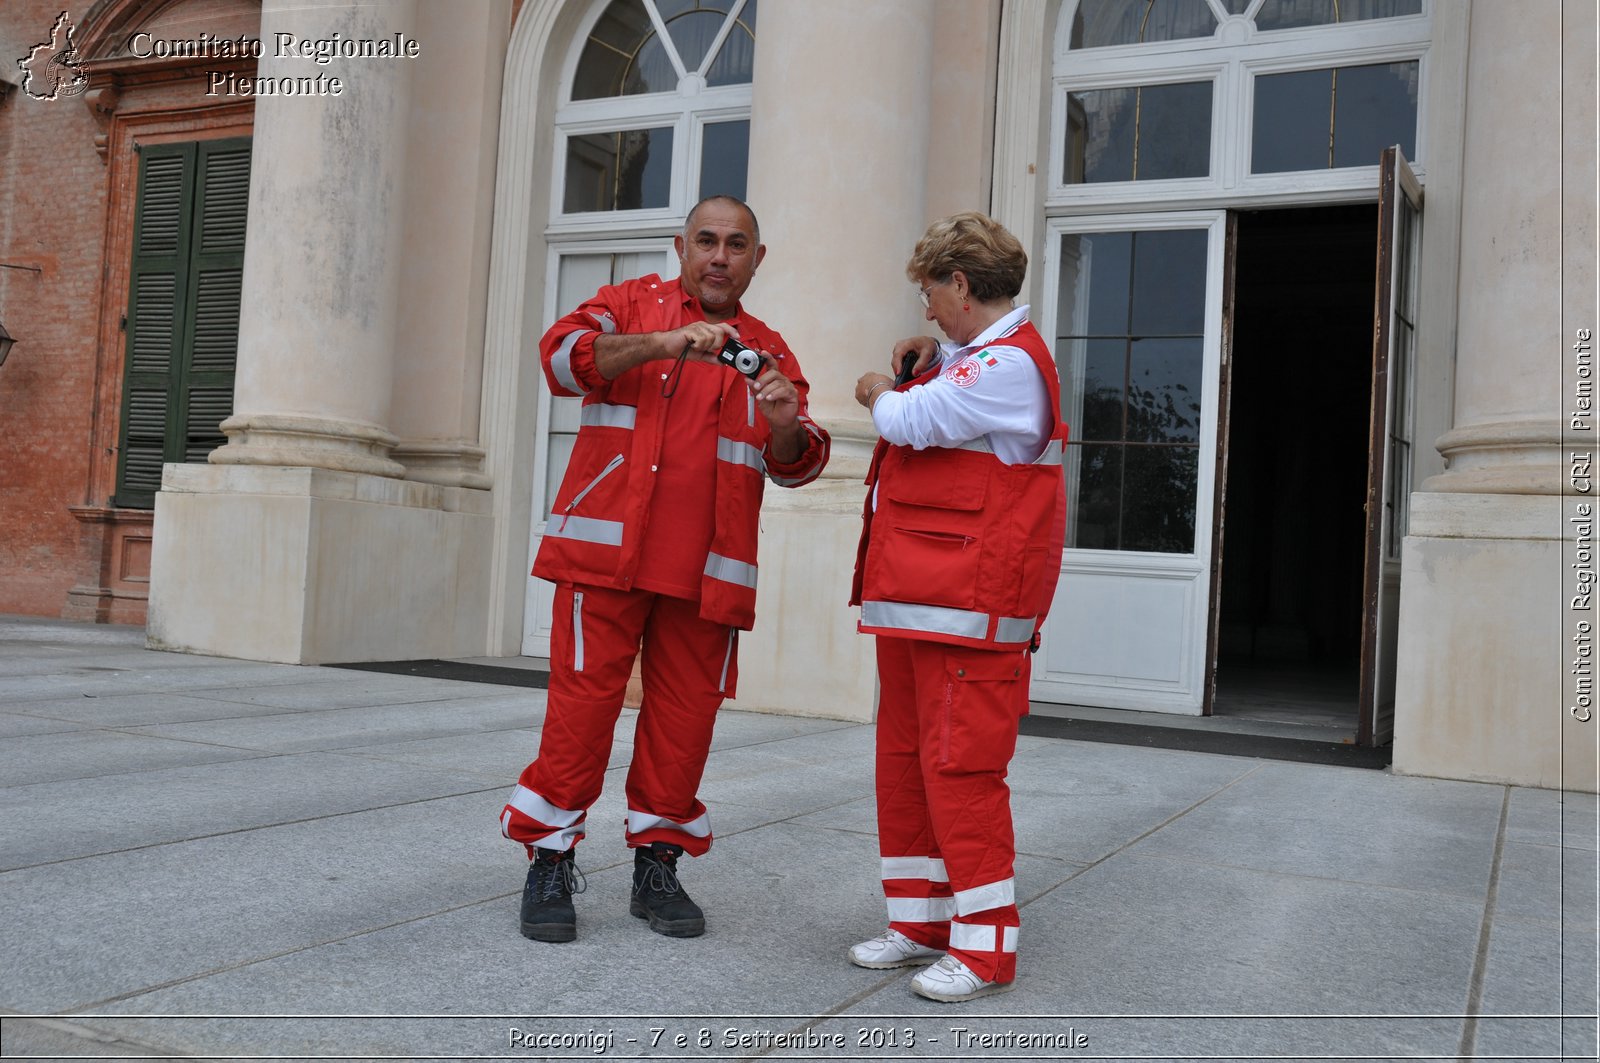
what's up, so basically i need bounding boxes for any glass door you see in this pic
[521,242,676,658]
[1357,145,1421,744]
[1034,211,1227,713]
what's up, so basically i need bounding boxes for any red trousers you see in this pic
[874,634,1026,983]
[501,583,738,858]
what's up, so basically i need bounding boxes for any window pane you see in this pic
[1331,62,1418,168]
[1070,0,1217,48]
[1251,68,1333,172]
[1057,227,1208,555]
[1220,0,1253,13]
[1057,231,1133,336]
[1252,62,1417,172]
[564,127,675,213]
[1066,81,1211,183]
[1078,338,1127,442]
[1069,444,1123,549]
[1122,446,1198,551]
[699,119,749,201]
[572,0,655,99]
[1254,0,1422,32]
[1128,338,1203,443]
[1130,229,1208,334]
[629,33,681,95]
[705,0,757,86]
[667,9,729,73]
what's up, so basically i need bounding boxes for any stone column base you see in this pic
[147,463,492,664]
[1393,491,1597,791]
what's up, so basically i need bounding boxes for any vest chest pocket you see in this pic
[873,526,983,611]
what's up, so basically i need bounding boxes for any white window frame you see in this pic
[547,0,755,238]
[1048,0,1431,212]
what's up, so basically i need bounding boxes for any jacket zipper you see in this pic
[572,591,585,672]
[559,454,624,532]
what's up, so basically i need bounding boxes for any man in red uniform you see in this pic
[501,196,830,943]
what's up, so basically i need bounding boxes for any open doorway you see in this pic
[1212,205,1377,740]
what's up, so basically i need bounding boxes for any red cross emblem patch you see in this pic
[945,356,982,388]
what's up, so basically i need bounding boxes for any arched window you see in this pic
[552,0,757,225]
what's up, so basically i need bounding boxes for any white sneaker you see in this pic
[910,955,1015,1002]
[847,929,942,969]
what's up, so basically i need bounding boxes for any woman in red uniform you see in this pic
[849,212,1066,1002]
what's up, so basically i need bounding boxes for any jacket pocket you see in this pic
[873,527,983,611]
[557,453,624,530]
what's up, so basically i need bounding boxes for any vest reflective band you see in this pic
[705,551,757,588]
[860,601,1037,644]
[547,514,624,547]
[581,402,637,430]
[717,436,766,475]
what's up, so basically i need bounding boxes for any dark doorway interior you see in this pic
[1213,205,1377,737]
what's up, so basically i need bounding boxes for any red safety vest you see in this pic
[534,275,829,629]
[851,321,1067,651]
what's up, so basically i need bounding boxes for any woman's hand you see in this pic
[856,371,893,409]
[891,336,939,379]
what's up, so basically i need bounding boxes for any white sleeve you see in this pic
[870,345,1051,459]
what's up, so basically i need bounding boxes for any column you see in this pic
[211,0,418,476]
[734,1,998,721]
[386,0,509,490]
[1393,0,1597,789]
[148,0,504,665]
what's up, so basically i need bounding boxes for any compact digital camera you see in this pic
[717,338,765,379]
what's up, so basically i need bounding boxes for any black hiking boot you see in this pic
[629,842,705,937]
[520,847,584,942]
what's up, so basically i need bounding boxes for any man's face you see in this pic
[675,201,766,320]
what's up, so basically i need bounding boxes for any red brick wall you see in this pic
[0,0,112,616]
[0,0,257,621]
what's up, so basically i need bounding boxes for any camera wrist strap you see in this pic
[660,341,692,399]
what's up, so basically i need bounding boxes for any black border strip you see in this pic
[332,659,549,689]
[1019,711,1393,769]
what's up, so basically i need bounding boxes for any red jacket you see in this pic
[852,322,1066,650]
[534,274,830,629]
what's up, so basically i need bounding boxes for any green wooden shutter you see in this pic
[114,137,252,508]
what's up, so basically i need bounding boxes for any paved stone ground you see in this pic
[0,615,1594,1061]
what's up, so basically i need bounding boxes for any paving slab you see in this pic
[0,791,516,1013]
[0,662,383,705]
[0,689,372,728]
[1507,784,1600,852]
[0,751,500,871]
[0,728,273,789]
[1473,913,1599,1059]
[0,710,94,738]
[1494,839,1600,927]
[78,821,1076,1056]
[1125,759,1505,898]
[121,693,548,755]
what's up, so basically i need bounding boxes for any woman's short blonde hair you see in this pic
[905,211,1027,303]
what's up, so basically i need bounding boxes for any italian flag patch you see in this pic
[979,350,1000,367]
